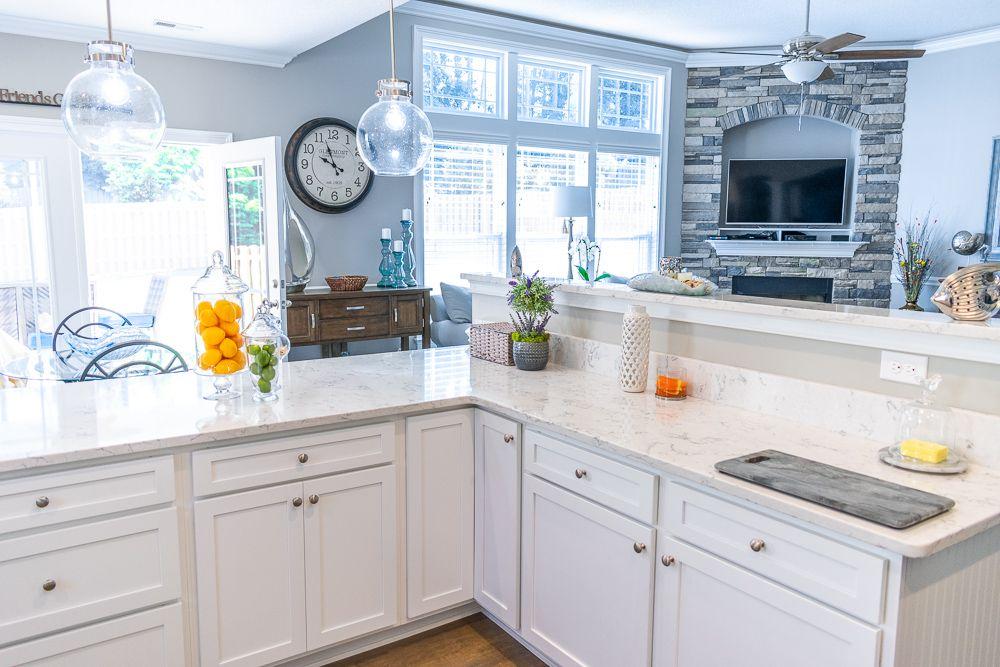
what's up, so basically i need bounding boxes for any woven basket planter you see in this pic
[325,275,368,291]
[469,322,515,366]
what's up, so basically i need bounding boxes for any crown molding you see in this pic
[917,24,1000,54]
[0,14,295,67]
[396,0,688,64]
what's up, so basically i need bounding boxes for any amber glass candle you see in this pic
[655,359,687,401]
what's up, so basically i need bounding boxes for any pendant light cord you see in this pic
[388,0,397,80]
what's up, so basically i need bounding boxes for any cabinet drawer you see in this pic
[664,482,887,623]
[192,422,395,496]
[524,429,657,524]
[0,604,184,666]
[0,508,181,645]
[319,317,390,341]
[0,456,174,535]
[319,297,389,320]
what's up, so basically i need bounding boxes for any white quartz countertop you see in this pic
[3,347,998,558]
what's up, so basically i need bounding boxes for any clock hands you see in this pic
[322,141,345,175]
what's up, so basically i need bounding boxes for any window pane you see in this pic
[0,159,53,349]
[596,153,659,278]
[423,141,507,289]
[517,60,584,124]
[80,144,225,359]
[516,147,588,278]
[422,45,500,116]
[597,73,656,131]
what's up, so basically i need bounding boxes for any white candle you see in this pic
[402,208,412,221]
[393,240,403,252]
[381,227,392,240]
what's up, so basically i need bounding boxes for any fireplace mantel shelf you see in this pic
[706,240,868,258]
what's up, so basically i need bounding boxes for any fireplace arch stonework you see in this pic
[682,62,908,306]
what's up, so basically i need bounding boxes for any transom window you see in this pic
[597,71,657,131]
[516,59,586,125]
[422,42,502,117]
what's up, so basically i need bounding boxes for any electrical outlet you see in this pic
[880,351,928,386]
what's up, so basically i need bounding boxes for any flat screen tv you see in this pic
[725,158,848,226]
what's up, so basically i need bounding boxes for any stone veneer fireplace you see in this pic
[682,62,909,307]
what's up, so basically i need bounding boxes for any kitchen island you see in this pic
[1,347,998,666]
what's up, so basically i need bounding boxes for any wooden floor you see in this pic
[329,614,545,667]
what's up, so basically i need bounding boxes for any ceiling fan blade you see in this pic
[828,49,926,60]
[816,66,836,81]
[716,50,784,56]
[812,32,864,54]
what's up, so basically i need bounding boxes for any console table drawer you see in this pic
[0,456,175,535]
[524,429,657,524]
[319,317,390,341]
[319,297,389,319]
[192,422,395,496]
[665,482,886,623]
[0,508,181,645]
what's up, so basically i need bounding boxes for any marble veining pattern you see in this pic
[2,346,1000,558]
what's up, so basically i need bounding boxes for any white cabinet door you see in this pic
[304,466,397,650]
[521,475,655,667]
[195,482,307,667]
[405,410,474,618]
[474,410,521,629]
[652,536,881,667]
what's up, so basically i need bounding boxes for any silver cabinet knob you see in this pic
[661,555,676,567]
[633,542,646,554]
[42,579,56,592]
[308,494,319,505]
[574,468,587,479]
[35,496,49,508]
[749,538,766,552]
[291,497,303,507]
[503,434,514,443]
[297,453,309,464]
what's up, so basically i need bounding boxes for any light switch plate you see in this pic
[880,351,928,386]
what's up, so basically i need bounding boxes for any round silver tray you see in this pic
[878,446,968,474]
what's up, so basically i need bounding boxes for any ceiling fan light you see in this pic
[781,59,829,84]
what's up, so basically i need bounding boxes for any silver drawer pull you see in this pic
[574,468,587,479]
[298,453,309,464]
[503,434,514,443]
[291,497,303,507]
[749,538,766,553]
[661,555,676,567]
[394,307,399,323]
[310,313,317,329]
[347,326,366,332]
[42,579,56,592]
[633,542,646,554]
[35,496,50,508]
[345,305,365,311]
[308,494,320,505]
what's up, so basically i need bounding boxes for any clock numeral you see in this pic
[314,132,323,142]
[358,163,366,172]
[332,191,339,201]
[354,178,361,187]
[317,186,323,197]
[300,159,308,170]
[345,134,351,146]
[331,129,340,141]
[305,144,315,154]
[306,175,314,185]
[346,187,352,198]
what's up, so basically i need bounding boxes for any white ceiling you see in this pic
[443,0,1000,50]
[0,0,999,66]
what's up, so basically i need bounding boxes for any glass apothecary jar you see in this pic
[191,251,249,400]
[896,375,953,449]
[242,300,290,402]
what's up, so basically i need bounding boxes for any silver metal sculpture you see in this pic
[931,263,1000,321]
[951,230,989,259]
[510,245,523,278]
[285,201,315,293]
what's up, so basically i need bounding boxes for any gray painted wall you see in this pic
[899,42,1000,276]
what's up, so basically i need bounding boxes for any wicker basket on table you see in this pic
[325,275,369,291]
[469,322,515,366]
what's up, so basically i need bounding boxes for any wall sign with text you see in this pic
[0,88,63,107]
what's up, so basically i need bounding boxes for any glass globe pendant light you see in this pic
[356,0,433,177]
[61,0,166,157]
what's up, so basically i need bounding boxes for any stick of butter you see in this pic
[899,438,949,463]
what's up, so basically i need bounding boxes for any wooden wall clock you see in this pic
[284,117,374,214]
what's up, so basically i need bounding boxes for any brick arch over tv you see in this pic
[681,62,909,307]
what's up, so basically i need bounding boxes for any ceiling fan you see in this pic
[720,0,925,84]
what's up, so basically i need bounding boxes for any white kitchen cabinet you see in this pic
[405,410,475,618]
[521,474,655,667]
[473,410,520,629]
[304,466,397,650]
[652,536,881,667]
[195,482,307,667]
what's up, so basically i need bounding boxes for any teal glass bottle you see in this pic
[391,250,407,288]
[377,239,395,288]
[400,218,417,286]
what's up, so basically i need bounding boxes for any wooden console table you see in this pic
[286,286,431,356]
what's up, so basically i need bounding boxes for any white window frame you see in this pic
[412,25,671,283]
[515,55,589,128]
[595,67,662,134]
[421,38,507,120]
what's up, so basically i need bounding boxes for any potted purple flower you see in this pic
[508,271,557,371]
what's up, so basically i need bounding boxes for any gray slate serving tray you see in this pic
[715,449,955,529]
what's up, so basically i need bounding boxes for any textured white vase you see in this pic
[618,304,650,392]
